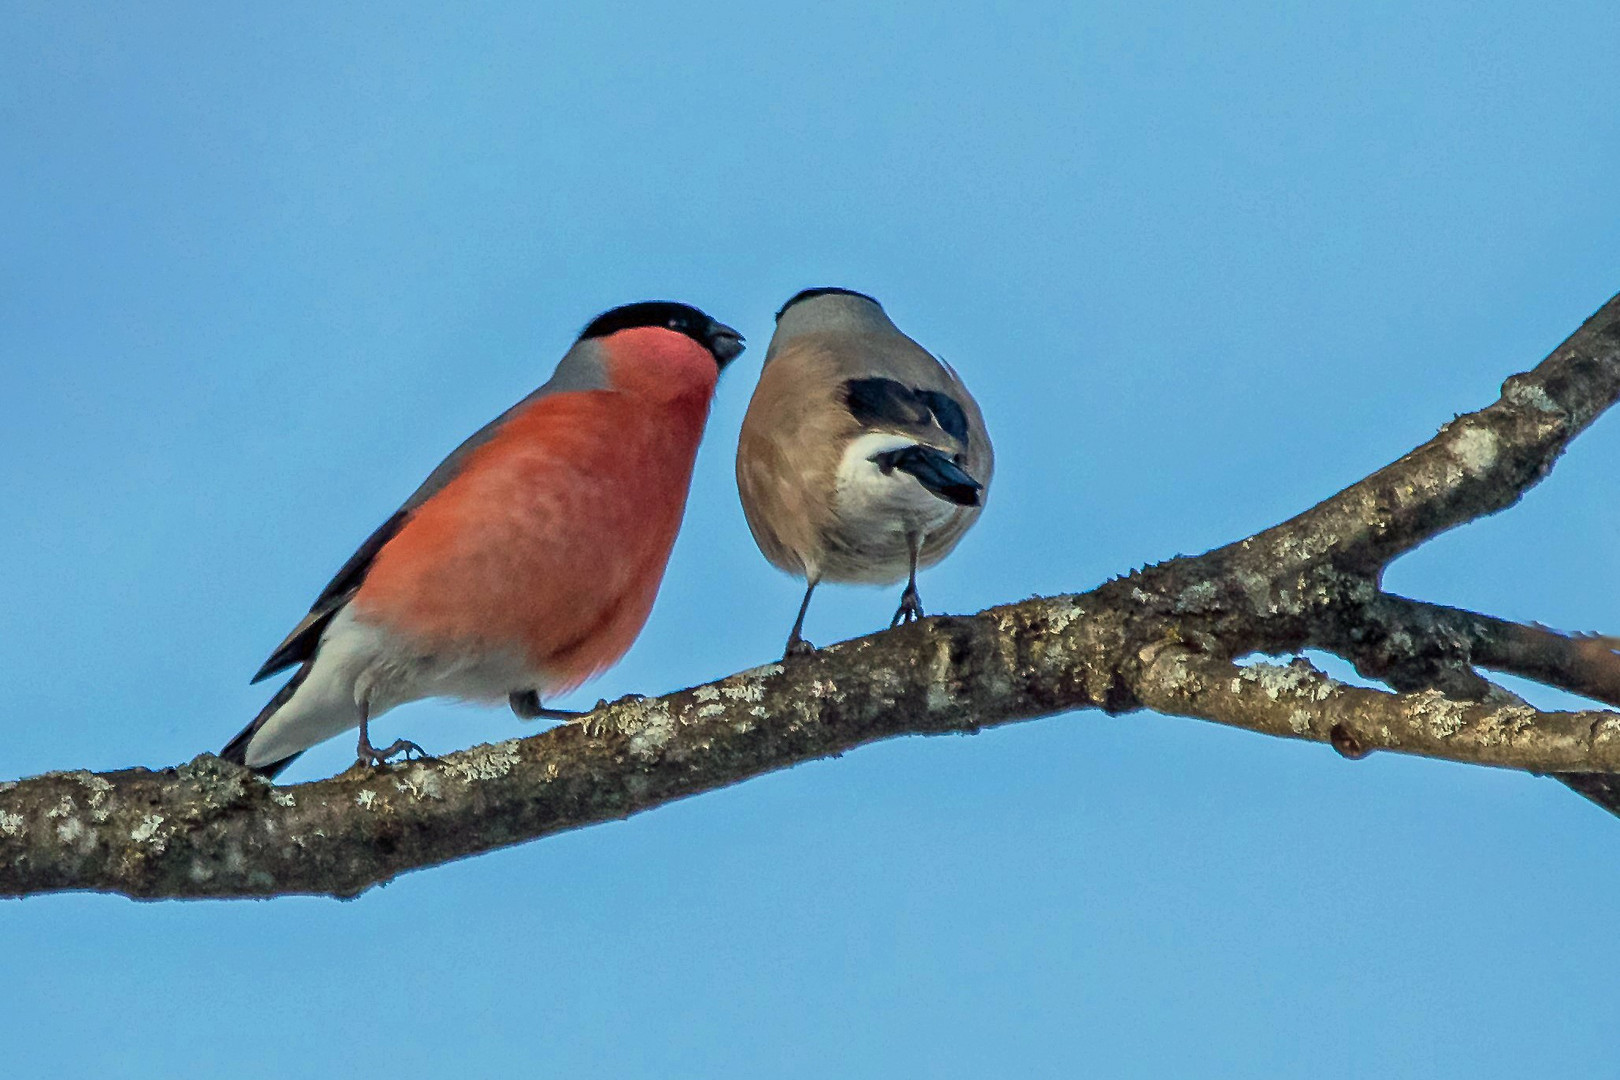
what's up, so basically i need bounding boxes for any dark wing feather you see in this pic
[844,377,972,451]
[915,389,970,446]
[250,509,409,683]
[873,445,982,506]
[222,658,313,777]
[843,377,931,429]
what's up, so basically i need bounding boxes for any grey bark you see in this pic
[3,292,1619,900]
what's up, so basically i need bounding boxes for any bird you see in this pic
[221,301,744,778]
[735,287,992,658]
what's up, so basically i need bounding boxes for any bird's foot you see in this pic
[355,735,428,769]
[783,634,817,660]
[510,690,584,722]
[890,584,924,627]
[509,690,544,719]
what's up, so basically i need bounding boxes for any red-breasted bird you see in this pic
[222,301,744,777]
[736,288,992,658]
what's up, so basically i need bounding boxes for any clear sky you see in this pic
[4,2,1619,1076]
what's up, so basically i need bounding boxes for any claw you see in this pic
[890,583,924,627]
[509,690,544,719]
[510,690,582,721]
[356,734,428,769]
[783,634,817,660]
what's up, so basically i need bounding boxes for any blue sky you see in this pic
[4,2,1619,1075]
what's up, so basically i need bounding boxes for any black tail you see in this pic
[220,661,311,780]
[873,445,982,506]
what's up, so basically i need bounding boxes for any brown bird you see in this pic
[736,287,992,658]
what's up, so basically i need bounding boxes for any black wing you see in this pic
[222,658,313,776]
[249,508,409,683]
[915,389,970,445]
[872,445,981,506]
[843,377,971,447]
[843,377,932,429]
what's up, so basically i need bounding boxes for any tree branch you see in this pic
[1134,647,1620,772]
[1322,593,1620,704]
[4,292,1620,900]
[1208,294,1620,578]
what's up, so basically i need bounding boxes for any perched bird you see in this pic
[222,301,744,778]
[736,287,992,657]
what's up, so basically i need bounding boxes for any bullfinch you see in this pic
[222,301,744,777]
[735,288,992,658]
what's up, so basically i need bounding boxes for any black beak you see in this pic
[706,321,746,368]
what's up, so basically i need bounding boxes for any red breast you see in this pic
[350,328,720,691]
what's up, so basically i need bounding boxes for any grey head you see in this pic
[769,287,901,358]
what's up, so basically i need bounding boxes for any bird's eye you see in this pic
[668,317,683,329]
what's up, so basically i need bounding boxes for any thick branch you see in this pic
[3,589,1618,899]
[0,604,1105,899]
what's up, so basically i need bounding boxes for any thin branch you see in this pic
[1345,594,1620,709]
[1134,647,1620,773]
[1204,292,1620,579]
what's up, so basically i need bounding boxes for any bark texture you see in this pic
[4,293,1619,900]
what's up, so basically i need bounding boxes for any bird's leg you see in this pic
[509,690,584,722]
[890,536,924,627]
[355,701,426,767]
[783,578,820,659]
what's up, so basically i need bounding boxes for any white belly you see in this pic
[241,605,547,767]
[818,433,963,584]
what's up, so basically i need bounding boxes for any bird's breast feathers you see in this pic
[350,387,704,676]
